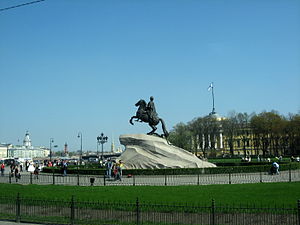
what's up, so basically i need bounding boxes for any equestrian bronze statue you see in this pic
[129,97,169,138]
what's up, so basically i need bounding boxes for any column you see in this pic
[220,132,223,149]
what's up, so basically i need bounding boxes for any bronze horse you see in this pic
[129,99,169,137]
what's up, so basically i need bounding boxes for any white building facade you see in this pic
[7,131,49,158]
[0,144,11,158]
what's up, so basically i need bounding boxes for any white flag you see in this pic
[207,82,213,91]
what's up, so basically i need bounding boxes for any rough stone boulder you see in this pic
[118,134,216,169]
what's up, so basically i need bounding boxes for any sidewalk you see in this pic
[0,222,44,225]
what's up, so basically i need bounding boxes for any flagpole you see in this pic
[212,85,215,114]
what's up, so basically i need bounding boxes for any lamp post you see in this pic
[96,138,99,157]
[77,132,82,165]
[50,138,54,162]
[97,133,108,160]
[49,138,58,162]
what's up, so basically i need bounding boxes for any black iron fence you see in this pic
[0,168,300,186]
[0,194,299,225]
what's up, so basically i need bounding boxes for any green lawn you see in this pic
[1,182,299,207]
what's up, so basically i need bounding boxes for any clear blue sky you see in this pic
[1,0,299,152]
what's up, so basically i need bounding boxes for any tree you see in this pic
[236,112,252,156]
[250,111,285,156]
[188,118,202,155]
[286,114,300,156]
[221,113,238,156]
[202,115,220,157]
[168,122,192,150]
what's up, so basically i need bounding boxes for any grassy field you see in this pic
[1,182,300,206]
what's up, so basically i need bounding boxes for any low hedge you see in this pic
[41,162,300,176]
[42,167,105,175]
[214,162,282,167]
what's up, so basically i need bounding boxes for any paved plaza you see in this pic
[0,222,45,225]
[1,166,299,186]
[0,166,299,225]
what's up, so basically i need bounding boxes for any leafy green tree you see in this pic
[171,110,298,158]
[221,112,238,156]
[168,122,192,150]
[200,115,220,157]
[286,114,300,156]
[188,117,205,156]
[53,151,63,157]
[236,112,253,156]
[250,111,285,156]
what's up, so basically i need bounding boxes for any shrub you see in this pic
[41,162,300,176]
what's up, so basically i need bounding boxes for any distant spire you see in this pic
[64,143,68,155]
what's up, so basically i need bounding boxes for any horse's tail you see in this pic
[159,118,169,138]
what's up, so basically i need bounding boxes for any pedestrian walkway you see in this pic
[0,221,44,225]
[1,165,300,186]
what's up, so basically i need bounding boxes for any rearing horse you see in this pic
[129,99,169,138]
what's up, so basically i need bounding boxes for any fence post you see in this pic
[133,175,135,186]
[9,173,11,184]
[164,172,167,186]
[297,199,300,225]
[30,173,33,184]
[52,168,55,185]
[260,169,263,183]
[289,164,292,182]
[70,195,75,225]
[136,198,140,225]
[197,173,200,185]
[77,173,80,186]
[16,193,21,223]
[228,171,231,184]
[211,199,215,225]
[103,174,106,186]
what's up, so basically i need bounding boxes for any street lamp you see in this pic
[97,133,108,160]
[49,138,58,162]
[77,132,82,165]
[96,138,99,157]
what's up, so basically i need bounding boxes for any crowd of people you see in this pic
[0,159,70,181]
[1,155,299,182]
[105,159,124,181]
[3,160,41,182]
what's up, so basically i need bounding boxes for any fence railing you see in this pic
[0,168,300,186]
[0,194,299,225]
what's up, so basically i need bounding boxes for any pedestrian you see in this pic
[105,159,113,178]
[14,167,21,182]
[62,161,68,176]
[28,163,35,174]
[271,162,280,175]
[10,163,15,174]
[25,160,29,171]
[1,163,5,176]
[119,160,124,177]
[114,160,122,181]
[19,162,23,172]
[34,165,39,179]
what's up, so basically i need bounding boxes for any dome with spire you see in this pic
[23,131,32,148]
[8,131,49,158]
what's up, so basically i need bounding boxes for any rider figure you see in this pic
[147,96,158,123]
